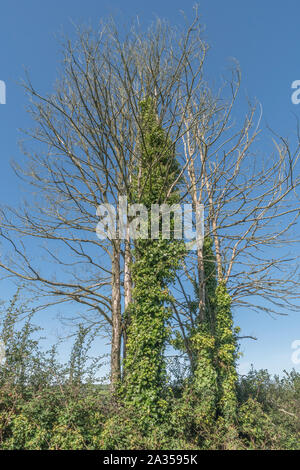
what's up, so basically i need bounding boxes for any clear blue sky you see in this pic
[0,0,300,376]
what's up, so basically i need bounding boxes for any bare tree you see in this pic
[174,77,300,354]
[0,11,208,386]
[0,9,299,385]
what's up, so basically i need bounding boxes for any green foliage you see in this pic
[203,236,217,325]
[131,96,180,206]
[0,293,108,450]
[167,367,300,450]
[188,237,219,425]
[215,282,238,423]
[187,238,238,427]
[237,368,300,449]
[190,325,218,427]
[122,97,186,425]
[0,293,299,450]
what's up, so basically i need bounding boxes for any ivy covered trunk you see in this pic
[123,97,185,425]
[192,237,238,426]
[124,238,184,423]
[122,230,132,364]
[215,282,238,423]
[192,237,218,426]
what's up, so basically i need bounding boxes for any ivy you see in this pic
[122,97,186,426]
[215,282,238,423]
[190,238,238,426]
[190,237,218,426]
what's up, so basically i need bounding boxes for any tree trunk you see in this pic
[123,231,132,363]
[110,239,122,393]
[197,245,205,322]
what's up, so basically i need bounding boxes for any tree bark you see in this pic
[110,239,122,393]
[123,230,132,363]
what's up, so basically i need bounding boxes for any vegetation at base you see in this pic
[0,292,299,450]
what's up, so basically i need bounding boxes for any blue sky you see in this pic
[0,0,300,376]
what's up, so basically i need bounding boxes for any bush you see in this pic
[0,293,299,450]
